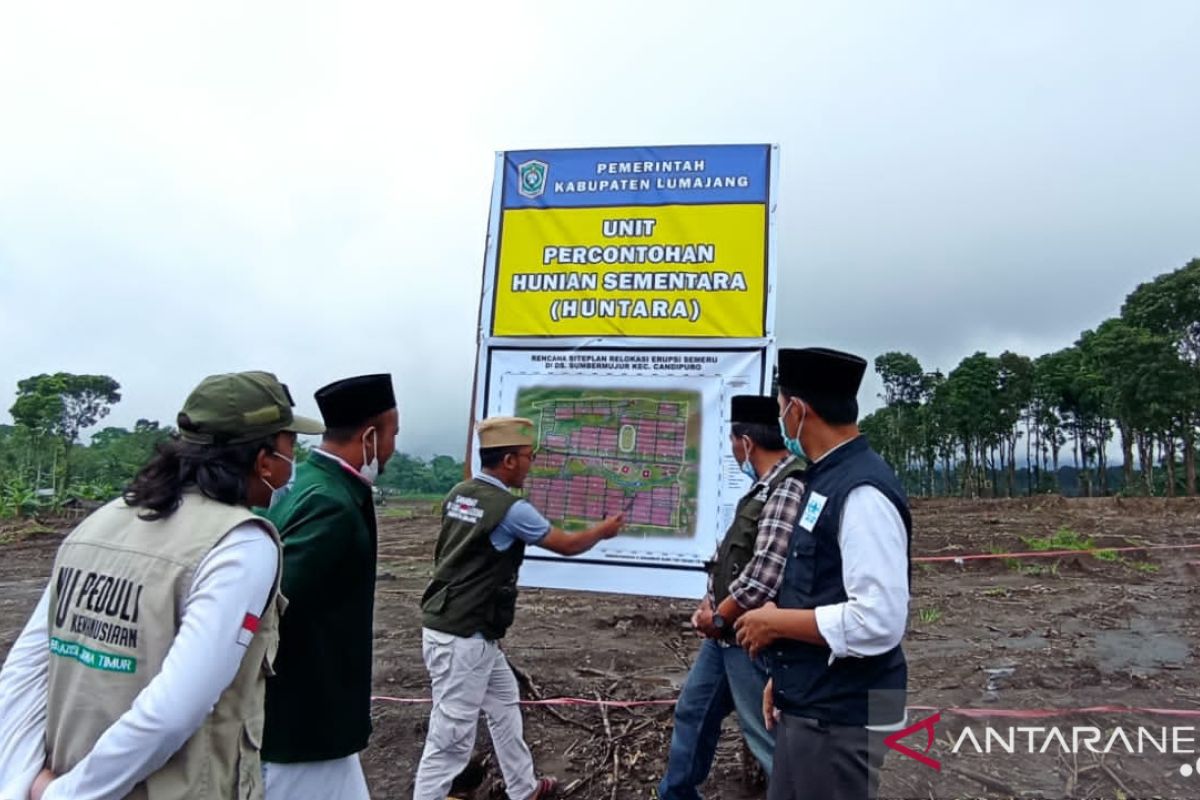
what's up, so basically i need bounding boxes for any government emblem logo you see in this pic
[517,159,548,198]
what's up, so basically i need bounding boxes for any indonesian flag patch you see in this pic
[237,613,259,647]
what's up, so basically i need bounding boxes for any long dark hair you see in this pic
[124,435,275,521]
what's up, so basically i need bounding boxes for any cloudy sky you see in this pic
[1,2,1197,457]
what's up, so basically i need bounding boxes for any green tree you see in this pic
[77,419,172,493]
[870,352,938,495]
[9,373,122,493]
[1076,318,1192,494]
[1122,257,1200,495]
[996,351,1034,497]
[375,453,466,495]
[942,352,1004,496]
[875,352,925,407]
[1031,352,1069,492]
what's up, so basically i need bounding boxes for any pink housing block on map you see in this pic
[524,397,691,531]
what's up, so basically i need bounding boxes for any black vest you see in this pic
[421,479,524,640]
[711,457,806,607]
[770,435,912,726]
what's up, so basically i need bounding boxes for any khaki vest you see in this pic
[711,458,806,608]
[421,479,522,640]
[45,492,283,800]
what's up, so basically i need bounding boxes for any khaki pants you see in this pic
[412,628,536,800]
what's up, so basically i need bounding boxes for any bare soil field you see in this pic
[3,497,1200,799]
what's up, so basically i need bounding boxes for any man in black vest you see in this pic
[735,348,911,800]
[657,395,805,800]
[413,416,624,800]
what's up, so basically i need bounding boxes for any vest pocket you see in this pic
[237,722,264,800]
[423,580,450,614]
[260,598,283,677]
[492,581,517,632]
[784,529,818,600]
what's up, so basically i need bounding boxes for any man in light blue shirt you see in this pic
[472,470,553,552]
[414,416,624,800]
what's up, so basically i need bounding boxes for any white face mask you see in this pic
[263,451,295,508]
[359,427,379,484]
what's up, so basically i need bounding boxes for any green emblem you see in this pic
[517,160,548,199]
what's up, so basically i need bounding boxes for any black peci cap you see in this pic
[314,373,396,428]
[776,347,867,403]
[731,395,779,426]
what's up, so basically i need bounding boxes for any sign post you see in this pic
[470,144,780,598]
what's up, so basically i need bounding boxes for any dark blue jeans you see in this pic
[657,639,774,800]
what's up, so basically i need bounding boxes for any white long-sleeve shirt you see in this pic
[0,522,278,800]
[812,485,910,660]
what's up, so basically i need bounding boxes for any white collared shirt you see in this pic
[812,485,910,660]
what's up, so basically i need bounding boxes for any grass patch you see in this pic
[1093,549,1120,562]
[1129,561,1160,574]
[377,494,444,518]
[982,586,1009,598]
[990,544,1023,572]
[389,492,446,503]
[378,506,418,519]
[0,522,54,546]
[1019,562,1060,578]
[1021,527,1092,552]
[918,607,943,625]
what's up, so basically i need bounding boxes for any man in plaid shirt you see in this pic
[657,396,807,800]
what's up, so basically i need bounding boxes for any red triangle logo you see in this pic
[884,711,941,771]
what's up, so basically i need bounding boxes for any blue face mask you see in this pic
[778,400,807,459]
[735,435,758,481]
[739,459,758,481]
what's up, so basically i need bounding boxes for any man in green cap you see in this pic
[0,371,323,800]
[413,416,624,800]
[262,374,399,800]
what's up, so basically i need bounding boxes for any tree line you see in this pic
[859,258,1200,497]
[4,257,1196,514]
[0,373,463,517]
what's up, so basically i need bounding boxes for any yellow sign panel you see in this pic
[493,203,766,337]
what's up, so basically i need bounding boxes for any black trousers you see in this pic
[768,714,888,800]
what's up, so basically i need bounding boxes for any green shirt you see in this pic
[261,452,377,763]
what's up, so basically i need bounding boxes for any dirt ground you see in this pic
[3,497,1200,799]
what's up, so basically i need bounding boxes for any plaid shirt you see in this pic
[708,455,806,609]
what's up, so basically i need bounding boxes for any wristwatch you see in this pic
[711,612,729,637]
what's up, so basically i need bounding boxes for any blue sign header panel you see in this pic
[502,144,770,209]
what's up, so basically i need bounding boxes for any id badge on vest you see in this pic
[798,492,827,532]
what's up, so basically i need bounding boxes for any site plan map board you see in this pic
[472,144,779,598]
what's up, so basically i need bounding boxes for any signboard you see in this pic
[487,145,772,339]
[471,144,779,598]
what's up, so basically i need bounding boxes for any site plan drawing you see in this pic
[515,387,701,538]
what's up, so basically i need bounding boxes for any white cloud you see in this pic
[1,1,1197,455]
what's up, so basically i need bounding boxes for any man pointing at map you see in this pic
[413,416,624,800]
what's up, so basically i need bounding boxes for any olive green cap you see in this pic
[177,371,325,445]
